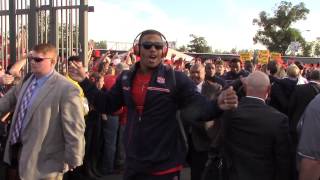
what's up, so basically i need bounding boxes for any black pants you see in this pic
[6,143,22,180]
[186,137,209,180]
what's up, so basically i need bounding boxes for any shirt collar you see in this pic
[35,69,54,84]
[196,81,204,93]
[246,96,265,103]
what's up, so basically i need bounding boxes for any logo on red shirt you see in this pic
[157,77,165,84]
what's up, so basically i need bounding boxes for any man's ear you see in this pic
[267,85,271,95]
[264,84,272,100]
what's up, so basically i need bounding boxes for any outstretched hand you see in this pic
[217,86,238,110]
[68,62,87,82]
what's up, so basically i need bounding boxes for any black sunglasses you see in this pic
[30,57,52,63]
[140,42,164,50]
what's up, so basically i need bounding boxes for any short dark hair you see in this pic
[139,29,163,43]
[215,59,224,66]
[89,72,103,83]
[68,56,81,62]
[33,43,56,56]
[230,58,241,64]
[267,61,278,75]
[294,61,304,70]
[309,69,320,81]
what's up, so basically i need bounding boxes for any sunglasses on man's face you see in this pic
[30,57,52,63]
[140,42,164,50]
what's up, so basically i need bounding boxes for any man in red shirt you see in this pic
[69,29,238,180]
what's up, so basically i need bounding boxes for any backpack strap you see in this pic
[169,68,189,152]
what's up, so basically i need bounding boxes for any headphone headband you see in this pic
[132,30,169,58]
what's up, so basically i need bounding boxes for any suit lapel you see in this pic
[23,72,58,129]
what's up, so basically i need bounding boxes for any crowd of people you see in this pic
[0,29,319,180]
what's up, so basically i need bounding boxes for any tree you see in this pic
[301,42,313,57]
[94,40,107,49]
[253,1,309,55]
[177,45,188,52]
[231,48,237,54]
[314,43,320,57]
[187,34,212,53]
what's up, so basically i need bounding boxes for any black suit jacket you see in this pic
[187,81,222,151]
[288,82,320,146]
[269,78,297,115]
[224,97,292,180]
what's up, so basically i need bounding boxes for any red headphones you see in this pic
[133,30,169,58]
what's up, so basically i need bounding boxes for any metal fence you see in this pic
[0,0,93,72]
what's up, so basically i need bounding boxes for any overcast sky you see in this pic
[88,0,320,51]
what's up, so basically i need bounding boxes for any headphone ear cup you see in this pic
[133,44,140,56]
[162,46,168,58]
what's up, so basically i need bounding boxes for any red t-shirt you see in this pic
[104,74,117,90]
[131,72,152,115]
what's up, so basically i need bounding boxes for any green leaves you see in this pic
[187,34,212,53]
[253,1,309,55]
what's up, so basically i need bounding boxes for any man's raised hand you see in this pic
[68,61,87,82]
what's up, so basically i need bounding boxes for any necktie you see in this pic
[10,79,37,144]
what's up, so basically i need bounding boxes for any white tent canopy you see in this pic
[165,48,193,62]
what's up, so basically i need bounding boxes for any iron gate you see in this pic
[0,0,93,72]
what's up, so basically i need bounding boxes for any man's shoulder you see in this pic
[307,94,320,109]
[240,98,287,118]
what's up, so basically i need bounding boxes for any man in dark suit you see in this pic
[188,64,222,180]
[269,64,299,115]
[224,71,292,180]
[288,69,320,147]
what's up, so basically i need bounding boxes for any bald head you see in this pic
[244,71,270,99]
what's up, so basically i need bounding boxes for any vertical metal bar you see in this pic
[44,0,47,43]
[28,0,37,50]
[0,0,3,68]
[25,0,28,54]
[49,0,58,48]
[79,0,88,66]
[9,0,17,64]
[17,0,20,62]
[40,0,43,43]
[60,0,64,65]
[25,0,29,73]
[4,0,8,69]
[70,0,73,56]
[65,0,68,59]
[21,0,23,56]
[75,0,79,55]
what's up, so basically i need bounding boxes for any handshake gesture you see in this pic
[217,86,238,110]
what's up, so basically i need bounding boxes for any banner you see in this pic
[270,52,281,61]
[240,52,252,61]
[258,50,270,64]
